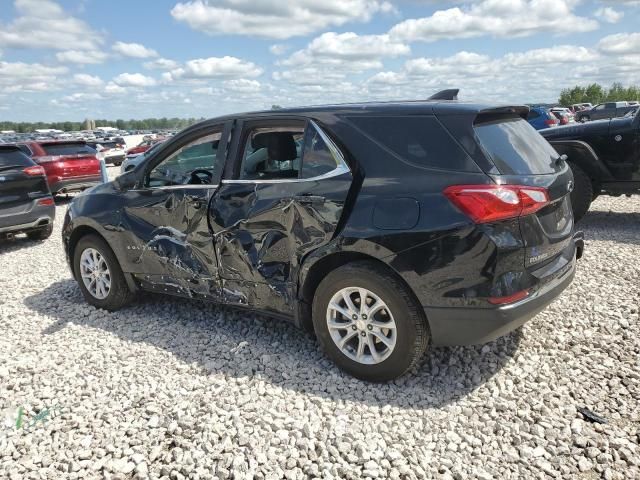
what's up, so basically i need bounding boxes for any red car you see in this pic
[126,138,162,157]
[17,141,102,194]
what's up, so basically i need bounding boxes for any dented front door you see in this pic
[120,186,220,298]
[116,122,231,299]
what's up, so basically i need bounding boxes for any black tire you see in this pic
[312,261,429,382]
[26,224,53,241]
[568,162,593,222]
[73,234,134,311]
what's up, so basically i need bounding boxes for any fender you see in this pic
[547,140,614,182]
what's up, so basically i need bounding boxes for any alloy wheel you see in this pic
[79,247,111,300]
[326,286,397,365]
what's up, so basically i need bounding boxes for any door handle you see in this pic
[293,195,325,205]
[186,195,203,209]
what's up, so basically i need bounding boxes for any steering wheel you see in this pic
[189,169,214,185]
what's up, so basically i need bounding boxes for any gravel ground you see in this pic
[1,169,639,479]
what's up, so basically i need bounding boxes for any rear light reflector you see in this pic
[23,166,46,176]
[37,197,54,206]
[443,185,550,223]
[488,289,529,305]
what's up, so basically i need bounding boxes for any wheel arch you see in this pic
[67,225,137,293]
[297,250,427,333]
[549,140,612,189]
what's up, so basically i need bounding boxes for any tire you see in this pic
[568,162,593,222]
[312,261,429,382]
[73,234,134,311]
[26,224,53,241]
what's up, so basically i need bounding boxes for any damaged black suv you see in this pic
[63,91,583,381]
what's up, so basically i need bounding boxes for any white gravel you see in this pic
[1,169,639,479]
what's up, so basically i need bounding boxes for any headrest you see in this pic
[267,132,297,161]
[251,132,270,149]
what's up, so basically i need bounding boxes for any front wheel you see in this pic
[73,234,134,310]
[312,261,429,381]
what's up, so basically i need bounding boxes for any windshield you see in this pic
[475,117,561,175]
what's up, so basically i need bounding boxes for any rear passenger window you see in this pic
[301,125,339,178]
[347,115,473,171]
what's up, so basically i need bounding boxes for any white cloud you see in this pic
[113,73,157,87]
[61,92,104,102]
[144,58,179,70]
[0,60,67,92]
[166,56,263,81]
[170,0,395,39]
[269,44,289,56]
[105,82,127,94]
[0,0,103,51]
[112,41,159,58]
[389,0,599,42]
[73,73,104,87]
[598,32,640,54]
[503,45,599,66]
[223,79,261,93]
[595,7,624,23]
[56,50,109,64]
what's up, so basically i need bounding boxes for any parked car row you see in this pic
[574,101,638,123]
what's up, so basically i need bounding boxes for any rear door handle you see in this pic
[293,195,325,205]
[186,195,203,209]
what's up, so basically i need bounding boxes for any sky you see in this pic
[1,0,640,122]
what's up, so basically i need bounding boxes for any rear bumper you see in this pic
[425,232,584,346]
[0,201,55,234]
[50,176,102,194]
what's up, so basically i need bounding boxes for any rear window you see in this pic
[0,148,34,167]
[347,115,476,171]
[474,117,560,175]
[41,143,96,156]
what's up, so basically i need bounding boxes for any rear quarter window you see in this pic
[346,115,477,171]
[41,143,95,156]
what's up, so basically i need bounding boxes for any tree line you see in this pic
[0,117,205,134]
[558,83,640,107]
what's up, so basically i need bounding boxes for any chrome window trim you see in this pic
[223,120,350,185]
[130,184,220,192]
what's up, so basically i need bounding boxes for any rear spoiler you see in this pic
[474,106,530,124]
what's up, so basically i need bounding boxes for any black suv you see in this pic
[541,108,640,220]
[0,145,55,240]
[63,93,583,381]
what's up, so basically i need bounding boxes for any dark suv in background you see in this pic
[0,145,55,240]
[62,92,583,381]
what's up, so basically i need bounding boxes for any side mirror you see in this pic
[114,170,138,191]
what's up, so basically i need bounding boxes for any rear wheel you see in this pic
[73,234,134,310]
[568,162,593,222]
[312,261,429,381]
[26,224,53,241]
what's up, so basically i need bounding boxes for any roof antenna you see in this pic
[428,89,459,101]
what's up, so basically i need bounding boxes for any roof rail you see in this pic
[428,89,459,101]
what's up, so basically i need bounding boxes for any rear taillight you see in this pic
[560,117,569,125]
[23,166,46,176]
[37,197,54,206]
[443,185,550,223]
[544,118,558,126]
